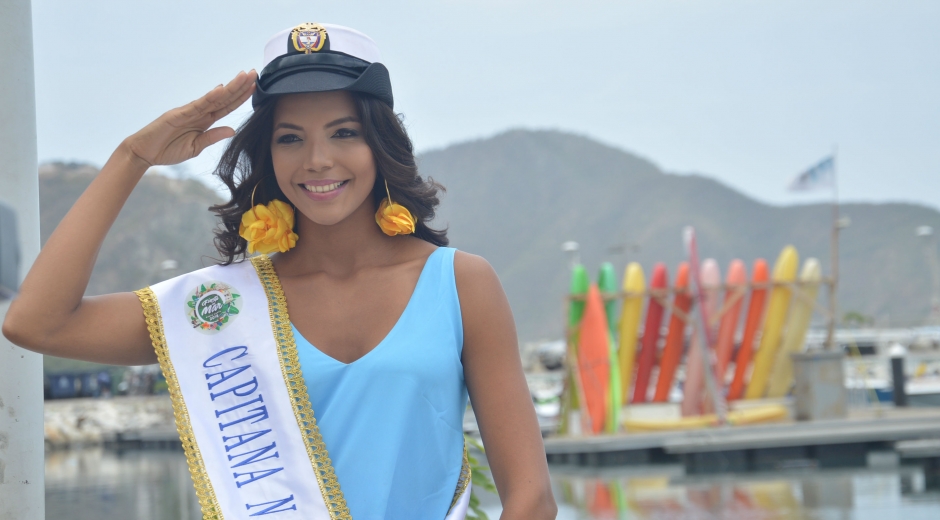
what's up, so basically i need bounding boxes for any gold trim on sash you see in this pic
[135,287,223,520]
[449,443,472,513]
[251,255,352,520]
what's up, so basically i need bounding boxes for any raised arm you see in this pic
[2,71,257,365]
[455,251,557,519]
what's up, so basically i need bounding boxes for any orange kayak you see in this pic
[728,259,769,401]
[653,262,690,402]
[632,263,668,403]
[715,260,747,384]
[578,284,611,434]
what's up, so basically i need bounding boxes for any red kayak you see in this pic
[632,263,668,403]
[653,263,691,402]
[728,259,769,401]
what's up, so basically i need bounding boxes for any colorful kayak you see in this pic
[767,258,821,398]
[563,264,590,432]
[745,246,799,399]
[568,264,590,332]
[715,260,747,384]
[633,263,668,403]
[624,404,789,432]
[681,259,721,416]
[598,263,619,336]
[597,263,622,433]
[653,262,691,402]
[578,284,611,434]
[728,259,769,401]
[618,263,645,403]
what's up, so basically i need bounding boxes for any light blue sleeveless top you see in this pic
[291,247,468,519]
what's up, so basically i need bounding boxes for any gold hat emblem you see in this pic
[291,23,327,54]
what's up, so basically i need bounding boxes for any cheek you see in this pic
[270,147,304,200]
[348,144,377,185]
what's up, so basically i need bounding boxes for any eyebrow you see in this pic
[325,116,360,128]
[273,116,361,132]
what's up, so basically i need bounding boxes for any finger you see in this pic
[178,71,251,120]
[208,81,257,121]
[192,126,236,156]
[210,70,257,110]
[188,71,256,125]
[206,70,256,114]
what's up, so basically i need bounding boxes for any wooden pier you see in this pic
[544,407,940,474]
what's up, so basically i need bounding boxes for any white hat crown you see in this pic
[262,23,381,70]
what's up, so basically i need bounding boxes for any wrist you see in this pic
[116,139,153,174]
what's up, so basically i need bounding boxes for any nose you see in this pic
[302,137,334,173]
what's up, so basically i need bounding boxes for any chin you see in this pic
[298,208,356,228]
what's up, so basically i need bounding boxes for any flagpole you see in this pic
[825,146,839,350]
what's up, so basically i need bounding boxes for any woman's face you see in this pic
[270,91,376,228]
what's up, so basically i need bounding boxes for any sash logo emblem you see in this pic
[186,281,241,334]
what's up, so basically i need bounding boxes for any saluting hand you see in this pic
[123,70,257,167]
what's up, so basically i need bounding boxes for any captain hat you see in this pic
[252,23,394,109]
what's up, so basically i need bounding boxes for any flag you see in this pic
[789,156,835,191]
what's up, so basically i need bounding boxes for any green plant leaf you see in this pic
[464,434,498,512]
[187,301,195,308]
[229,306,239,315]
[200,284,207,293]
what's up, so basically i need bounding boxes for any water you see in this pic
[45,449,940,519]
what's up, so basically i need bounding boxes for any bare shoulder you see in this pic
[453,250,516,354]
[453,250,503,298]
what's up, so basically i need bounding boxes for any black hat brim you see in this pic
[252,60,393,109]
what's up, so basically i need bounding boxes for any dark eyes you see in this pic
[276,134,301,144]
[333,128,359,138]
[273,128,359,144]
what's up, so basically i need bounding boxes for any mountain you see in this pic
[38,130,940,348]
[39,162,223,296]
[421,130,940,340]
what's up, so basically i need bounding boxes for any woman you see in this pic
[3,22,556,520]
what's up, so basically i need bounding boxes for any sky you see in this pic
[30,0,940,209]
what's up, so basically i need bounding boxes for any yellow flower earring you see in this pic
[375,179,416,236]
[238,180,299,254]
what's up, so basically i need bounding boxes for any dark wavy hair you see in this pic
[210,92,448,264]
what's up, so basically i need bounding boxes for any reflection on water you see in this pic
[45,449,200,520]
[45,449,940,519]
[551,465,940,520]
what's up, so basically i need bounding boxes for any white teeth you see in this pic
[302,181,345,193]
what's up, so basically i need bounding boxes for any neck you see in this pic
[274,198,400,276]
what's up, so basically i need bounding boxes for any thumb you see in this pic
[193,126,236,156]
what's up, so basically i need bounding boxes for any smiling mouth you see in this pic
[301,180,349,194]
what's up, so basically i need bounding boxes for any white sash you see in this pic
[136,255,470,519]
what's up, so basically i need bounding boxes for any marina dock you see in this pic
[544,407,940,475]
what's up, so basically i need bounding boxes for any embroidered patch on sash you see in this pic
[186,281,241,334]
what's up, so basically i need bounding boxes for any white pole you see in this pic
[0,0,44,518]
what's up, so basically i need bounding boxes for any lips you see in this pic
[301,180,348,193]
[299,179,349,201]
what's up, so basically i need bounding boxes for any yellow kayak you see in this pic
[766,258,821,398]
[623,404,789,432]
[617,263,645,403]
[745,246,799,399]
